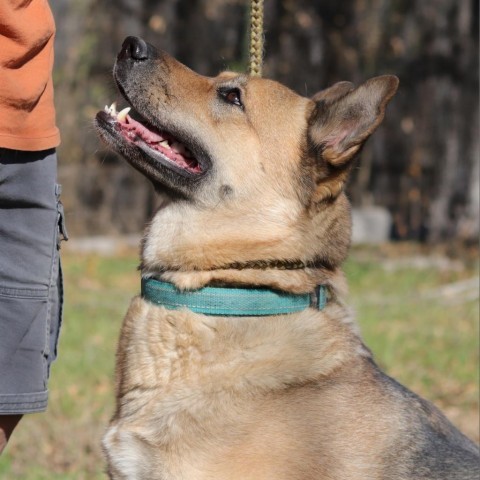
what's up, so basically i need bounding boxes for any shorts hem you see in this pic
[0,391,48,414]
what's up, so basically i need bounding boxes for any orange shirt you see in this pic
[0,0,60,151]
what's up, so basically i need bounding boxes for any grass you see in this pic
[1,243,478,479]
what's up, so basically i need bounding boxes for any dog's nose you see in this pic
[118,36,149,62]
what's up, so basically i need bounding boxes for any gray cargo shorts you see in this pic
[0,148,68,414]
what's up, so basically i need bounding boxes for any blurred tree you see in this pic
[52,0,479,243]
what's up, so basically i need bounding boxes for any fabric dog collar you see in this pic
[141,278,328,316]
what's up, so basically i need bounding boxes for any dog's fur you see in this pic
[96,37,479,479]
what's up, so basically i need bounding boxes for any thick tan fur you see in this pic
[96,38,479,480]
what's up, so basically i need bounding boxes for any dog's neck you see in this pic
[140,193,352,298]
[142,264,348,303]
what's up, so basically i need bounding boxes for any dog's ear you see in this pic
[307,75,398,203]
[309,75,399,167]
[311,81,355,103]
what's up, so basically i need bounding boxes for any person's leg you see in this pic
[0,148,66,452]
[0,415,22,454]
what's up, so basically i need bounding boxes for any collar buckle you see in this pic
[310,285,328,310]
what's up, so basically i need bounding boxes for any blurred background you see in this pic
[52,0,479,244]
[1,1,478,478]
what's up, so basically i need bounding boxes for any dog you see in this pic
[95,36,479,480]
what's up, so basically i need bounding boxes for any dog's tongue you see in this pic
[114,112,201,173]
[122,115,166,143]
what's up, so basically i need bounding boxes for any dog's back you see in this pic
[368,366,479,480]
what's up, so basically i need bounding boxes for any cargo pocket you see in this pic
[44,184,68,380]
[55,183,69,246]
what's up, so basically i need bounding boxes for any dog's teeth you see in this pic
[109,102,117,115]
[160,140,170,149]
[104,105,111,114]
[172,142,186,154]
[117,107,131,122]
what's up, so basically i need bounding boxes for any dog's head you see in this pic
[96,37,398,284]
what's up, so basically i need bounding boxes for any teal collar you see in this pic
[141,278,327,317]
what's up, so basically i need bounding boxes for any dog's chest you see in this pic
[106,297,355,479]
[114,297,349,408]
[104,394,328,480]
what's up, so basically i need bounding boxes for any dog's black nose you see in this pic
[118,36,149,61]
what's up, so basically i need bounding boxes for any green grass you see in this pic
[1,244,478,479]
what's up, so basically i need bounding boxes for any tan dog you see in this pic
[95,37,479,480]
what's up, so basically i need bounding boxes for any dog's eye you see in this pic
[220,88,243,108]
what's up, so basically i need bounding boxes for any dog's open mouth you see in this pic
[99,102,202,175]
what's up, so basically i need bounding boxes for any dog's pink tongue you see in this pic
[122,115,165,143]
